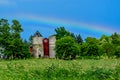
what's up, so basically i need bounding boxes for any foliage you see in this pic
[85,37,99,44]
[111,32,120,45]
[102,43,115,58]
[70,33,83,45]
[0,19,30,59]
[55,27,83,44]
[29,35,33,44]
[114,46,120,58]
[80,42,88,56]
[80,37,100,59]
[0,59,120,80]
[55,36,80,60]
[100,35,111,43]
[54,27,70,40]
[99,32,120,58]
[54,27,120,59]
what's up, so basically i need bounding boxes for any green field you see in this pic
[0,59,120,80]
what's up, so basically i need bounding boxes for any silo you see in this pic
[32,31,44,58]
[49,36,56,58]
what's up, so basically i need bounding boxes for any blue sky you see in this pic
[0,0,120,40]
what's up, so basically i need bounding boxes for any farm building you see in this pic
[30,31,56,58]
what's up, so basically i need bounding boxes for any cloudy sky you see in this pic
[0,0,120,40]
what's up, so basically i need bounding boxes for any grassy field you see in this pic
[0,59,120,80]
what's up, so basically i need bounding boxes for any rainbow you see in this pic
[11,13,117,39]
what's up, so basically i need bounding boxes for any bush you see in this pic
[55,36,80,60]
[114,46,120,58]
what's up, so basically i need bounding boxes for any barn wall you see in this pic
[49,36,56,58]
[32,35,56,58]
[32,36,44,58]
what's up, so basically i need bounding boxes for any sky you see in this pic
[0,0,120,40]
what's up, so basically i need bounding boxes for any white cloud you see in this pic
[0,0,16,6]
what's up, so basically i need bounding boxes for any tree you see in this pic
[102,43,115,58]
[29,35,33,44]
[111,32,120,45]
[55,36,80,60]
[54,27,70,40]
[85,37,99,44]
[114,46,120,58]
[70,33,83,45]
[80,37,100,58]
[7,20,24,59]
[111,32,119,39]
[21,40,31,58]
[0,19,30,59]
[0,19,11,47]
[80,42,88,57]
[75,34,83,45]
[86,44,100,57]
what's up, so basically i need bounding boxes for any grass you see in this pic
[0,58,120,80]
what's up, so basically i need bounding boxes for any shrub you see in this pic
[55,36,80,60]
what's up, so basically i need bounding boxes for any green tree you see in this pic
[0,19,11,47]
[114,46,120,58]
[102,43,115,58]
[110,33,120,58]
[0,19,30,59]
[55,36,80,60]
[21,40,31,58]
[0,19,12,59]
[80,42,88,57]
[70,33,83,45]
[99,35,112,46]
[111,32,120,45]
[81,37,100,58]
[29,35,33,44]
[85,37,99,44]
[99,34,118,58]
[54,27,70,40]
[8,20,24,59]
[75,34,83,45]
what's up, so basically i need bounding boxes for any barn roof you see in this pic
[33,31,42,37]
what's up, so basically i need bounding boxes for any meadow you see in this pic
[0,59,120,80]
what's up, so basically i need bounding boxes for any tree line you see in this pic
[55,27,120,60]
